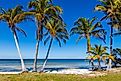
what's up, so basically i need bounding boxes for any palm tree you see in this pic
[0,6,29,71]
[95,0,121,69]
[28,0,63,71]
[40,18,68,71]
[70,17,106,52]
[87,45,108,69]
[102,53,115,70]
[113,48,121,65]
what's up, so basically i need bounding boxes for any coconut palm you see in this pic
[95,0,121,69]
[28,0,63,71]
[40,18,68,71]
[113,48,121,65]
[102,53,115,69]
[70,17,106,52]
[87,45,108,69]
[0,6,30,71]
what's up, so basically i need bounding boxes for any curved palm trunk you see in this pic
[13,32,26,72]
[33,18,42,72]
[109,26,113,69]
[41,38,53,71]
[33,40,40,72]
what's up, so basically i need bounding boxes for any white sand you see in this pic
[46,69,92,74]
[0,72,22,74]
[0,69,91,75]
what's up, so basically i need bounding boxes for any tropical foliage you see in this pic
[95,0,121,68]
[0,5,29,71]
[87,45,108,69]
[113,48,121,65]
[28,0,63,71]
[70,17,106,52]
[1,0,121,72]
[87,45,114,69]
[113,48,121,57]
[40,18,68,71]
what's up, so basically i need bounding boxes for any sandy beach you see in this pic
[46,69,92,74]
[0,72,22,74]
[0,69,92,75]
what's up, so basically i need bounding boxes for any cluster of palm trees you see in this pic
[71,0,121,70]
[0,0,68,72]
[0,0,121,72]
[95,0,121,69]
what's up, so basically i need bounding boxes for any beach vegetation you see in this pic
[95,0,121,69]
[0,72,121,81]
[87,45,115,70]
[70,17,106,52]
[112,48,121,66]
[28,0,63,72]
[0,5,30,72]
[40,18,68,71]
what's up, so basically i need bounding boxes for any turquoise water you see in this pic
[0,59,104,72]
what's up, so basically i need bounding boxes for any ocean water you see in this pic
[0,59,105,72]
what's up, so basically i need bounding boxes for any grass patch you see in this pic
[0,72,121,81]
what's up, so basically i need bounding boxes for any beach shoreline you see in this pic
[45,69,92,75]
[0,67,121,78]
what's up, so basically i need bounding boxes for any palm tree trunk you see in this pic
[90,58,94,70]
[109,26,113,69]
[98,59,101,69]
[41,38,53,71]
[33,18,41,72]
[87,35,91,52]
[87,35,93,69]
[33,40,40,72]
[13,32,26,72]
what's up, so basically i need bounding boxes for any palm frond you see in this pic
[76,35,83,44]
[0,8,7,14]
[87,51,97,55]
[0,6,29,39]
[53,6,63,14]
[95,5,106,11]
[11,5,23,19]
[90,22,102,31]
[55,37,61,47]
[44,36,50,45]
[88,44,109,61]
[15,27,27,37]
[91,29,106,43]
[89,17,97,25]
[70,27,78,36]
[28,1,38,9]
[113,31,121,36]
[100,15,109,21]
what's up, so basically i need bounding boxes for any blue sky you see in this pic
[0,0,121,59]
